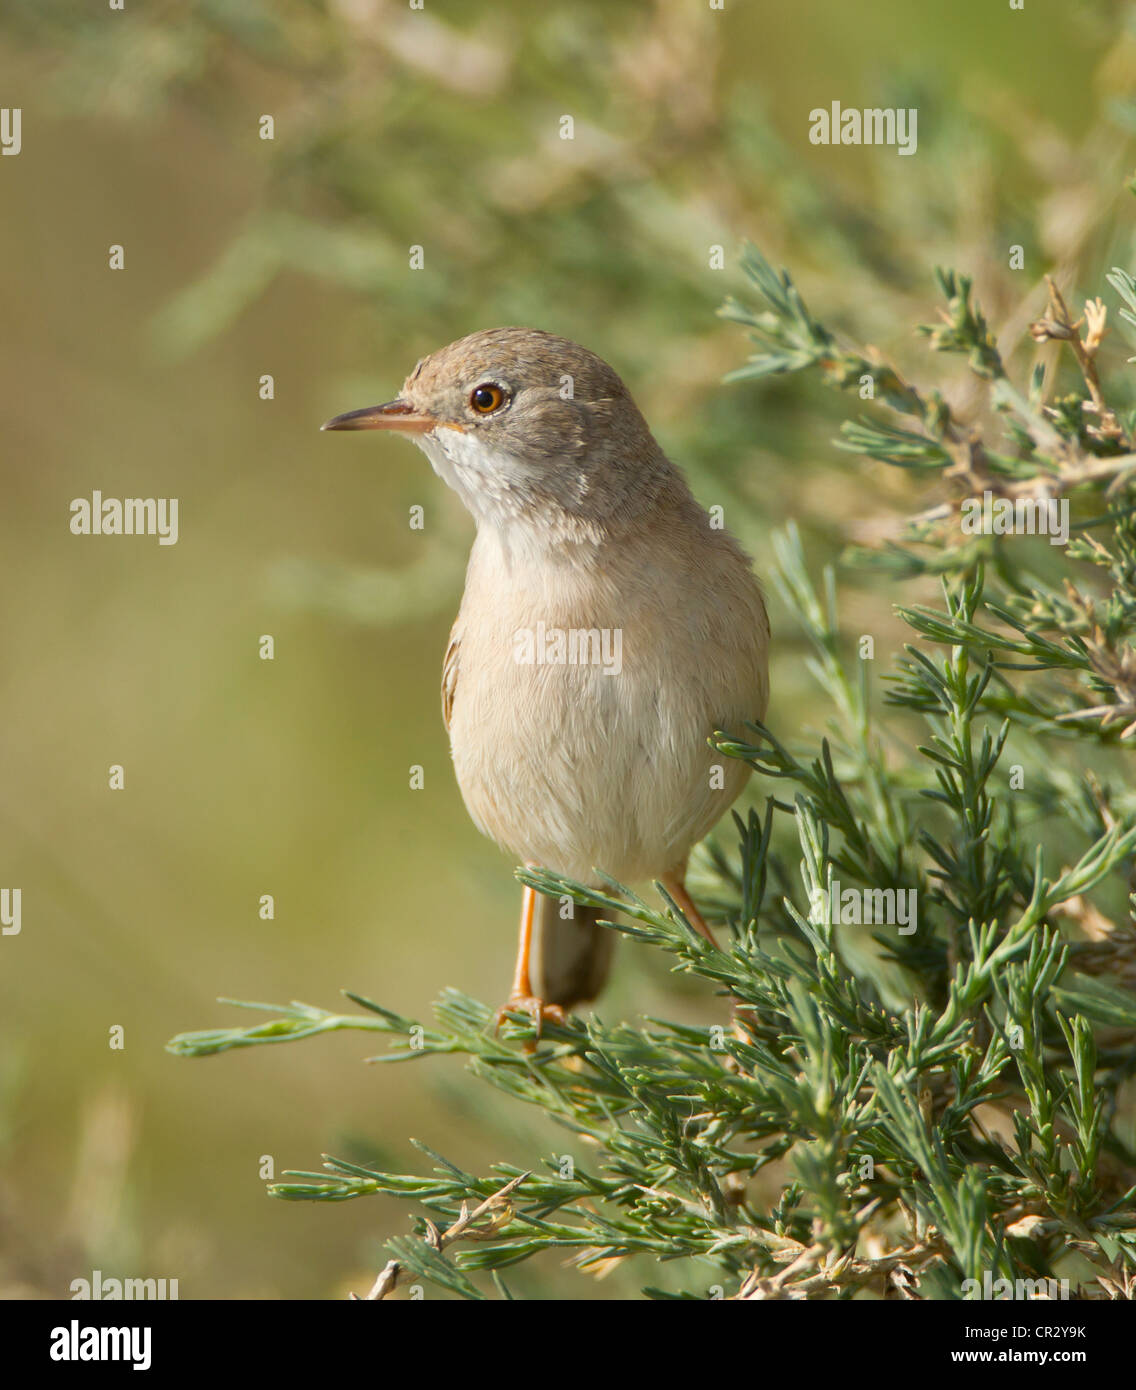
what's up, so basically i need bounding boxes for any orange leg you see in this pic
[660,869,717,945]
[661,867,757,1033]
[494,883,567,1041]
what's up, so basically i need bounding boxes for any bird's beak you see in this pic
[320,399,437,434]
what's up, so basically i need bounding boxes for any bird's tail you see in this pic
[535,893,615,1010]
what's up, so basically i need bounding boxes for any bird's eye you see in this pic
[469,383,505,414]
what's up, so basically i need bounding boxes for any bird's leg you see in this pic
[660,868,718,945]
[663,867,759,1035]
[494,882,567,1041]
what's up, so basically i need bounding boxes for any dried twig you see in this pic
[1032,277,1127,445]
[352,1173,529,1301]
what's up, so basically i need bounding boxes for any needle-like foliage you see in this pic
[170,244,1136,1298]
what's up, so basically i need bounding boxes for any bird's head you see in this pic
[322,327,670,537]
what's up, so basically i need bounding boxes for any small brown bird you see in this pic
[324,328,769,1032]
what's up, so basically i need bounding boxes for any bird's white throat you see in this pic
[416,426,555,539]
[414,422,624,564]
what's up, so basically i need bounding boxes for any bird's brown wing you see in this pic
[441,624,460,732]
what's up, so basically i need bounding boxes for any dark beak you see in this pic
[320,399,437,434]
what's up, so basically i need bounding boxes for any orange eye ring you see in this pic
[469,383,506,414]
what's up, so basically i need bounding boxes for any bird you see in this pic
[323,327,769,1036]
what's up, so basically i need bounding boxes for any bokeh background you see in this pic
[0,0,1132,1297]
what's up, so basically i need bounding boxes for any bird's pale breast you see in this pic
[445,515,769,884]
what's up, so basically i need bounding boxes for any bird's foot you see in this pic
[493,995,567,1044]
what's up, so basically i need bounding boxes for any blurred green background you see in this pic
[0,0,1132,1297]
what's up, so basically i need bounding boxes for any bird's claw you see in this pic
[493,995,567,1043]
